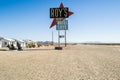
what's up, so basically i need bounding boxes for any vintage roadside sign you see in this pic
[49,3,74,49]
[56,20,68,30]
[49,3,73,28]
[50,8,69,18]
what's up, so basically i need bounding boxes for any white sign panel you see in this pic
[56,20,68,30]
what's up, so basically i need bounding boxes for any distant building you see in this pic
[0,37,25,48]
[5,38,18,48]
[0,37,9,48]
[17,40,27,48]
[0,37,37,48]
[23,39,37,48]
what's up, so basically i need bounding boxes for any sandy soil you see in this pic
[0,45,120,80]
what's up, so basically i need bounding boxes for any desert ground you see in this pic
[0,44,120,80]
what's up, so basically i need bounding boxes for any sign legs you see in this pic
[58,30,60,47]
[55,30,62,50]
[52,31,54,45]
[65,30,67,47]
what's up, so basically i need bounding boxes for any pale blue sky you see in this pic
[0,0,120,43]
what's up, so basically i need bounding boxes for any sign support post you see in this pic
[65,30,67,47]
[58,30,60,47]
[52,30,54,45]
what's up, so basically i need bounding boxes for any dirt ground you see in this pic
[0,45,120,80]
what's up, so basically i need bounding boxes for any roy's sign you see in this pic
[50,8,69,18]
[49,3,73,28]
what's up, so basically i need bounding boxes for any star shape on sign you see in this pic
[50,3,74,28]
